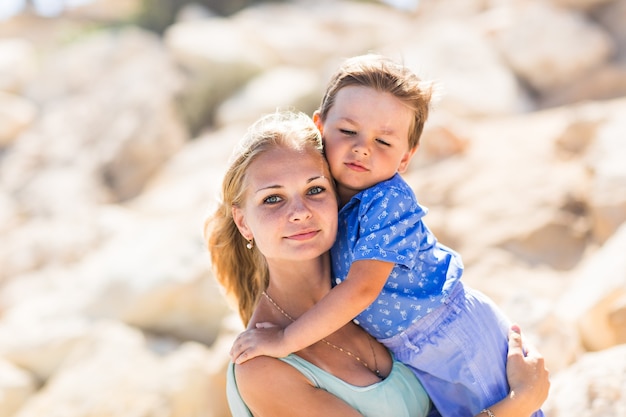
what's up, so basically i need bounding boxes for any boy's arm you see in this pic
[231,259,393,364]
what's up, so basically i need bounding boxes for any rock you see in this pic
[414,119,470,166]
[539,62,626,107]
[74,213,231,345]
[163,17,274,133]
[234,1,414,67]
[11,323,178,417]
[0,357,37,417]
[215,66,323,128]
[63,0,143,22]
[0,27,187,209]
[553,104,606,157]
[10,321,227,417]
[493,2,614,93]
[543,343,626,417]
[389,17,532,117]
[556,223,626,351]
[503,293,582,373]
[551,0,615,10]
[591,0,626,61]
[131,124,244,215]
[0,311,91,381]
[0,38,37,93]
[0,190,18,235]
[163,327,237,417]
[0,91,37,147]
[0,213,106,281]
[586,115,626,243]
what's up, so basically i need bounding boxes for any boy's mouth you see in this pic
[345,161,368,172]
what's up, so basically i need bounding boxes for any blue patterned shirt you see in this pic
[331,173,464,339]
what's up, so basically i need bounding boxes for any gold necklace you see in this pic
[261,290,383,379]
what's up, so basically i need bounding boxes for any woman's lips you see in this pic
[287,230,319,240]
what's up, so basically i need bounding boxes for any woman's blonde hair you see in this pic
[318,54,433,149]
[204,111,325,326]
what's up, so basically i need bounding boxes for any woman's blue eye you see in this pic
[263,195,282,204]
[308,186,325,195]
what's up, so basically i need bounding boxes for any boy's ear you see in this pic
[398,145,418,173]
[312,111,324,135]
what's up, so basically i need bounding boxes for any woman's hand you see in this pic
[479,324,550,417]
[505,324,550,410]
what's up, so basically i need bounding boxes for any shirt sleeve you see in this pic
[353,184,427,269]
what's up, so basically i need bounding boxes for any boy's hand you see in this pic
[230,323,291,364]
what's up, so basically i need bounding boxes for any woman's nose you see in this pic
[289,199,312,221]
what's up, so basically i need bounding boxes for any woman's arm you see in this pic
[234,356,364,417]
[474,325,550,417]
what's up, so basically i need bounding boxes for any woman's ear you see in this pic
[312,111,324,135]
[232,206,252,240]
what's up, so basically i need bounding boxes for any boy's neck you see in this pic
[336,173,400,206]
[337,185,359,207]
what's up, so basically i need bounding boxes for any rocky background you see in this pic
[1,0,625,416]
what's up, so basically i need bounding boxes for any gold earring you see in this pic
[246,238,254,249]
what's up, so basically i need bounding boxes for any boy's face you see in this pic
[315,85,416,203]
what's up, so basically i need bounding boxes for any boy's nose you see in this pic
[352,142,369,156]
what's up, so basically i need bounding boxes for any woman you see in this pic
[204,111,549,417]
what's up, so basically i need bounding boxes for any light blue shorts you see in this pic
[379,282,544,417]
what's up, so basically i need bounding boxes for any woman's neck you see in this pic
[262,254,332,319]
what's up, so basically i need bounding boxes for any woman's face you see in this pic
[233,146,338,263]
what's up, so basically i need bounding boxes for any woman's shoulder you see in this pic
[233,355,306,389]
[228,356,373,417]
[228,356,314,415]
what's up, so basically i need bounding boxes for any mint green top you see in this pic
[226,353,431,417]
